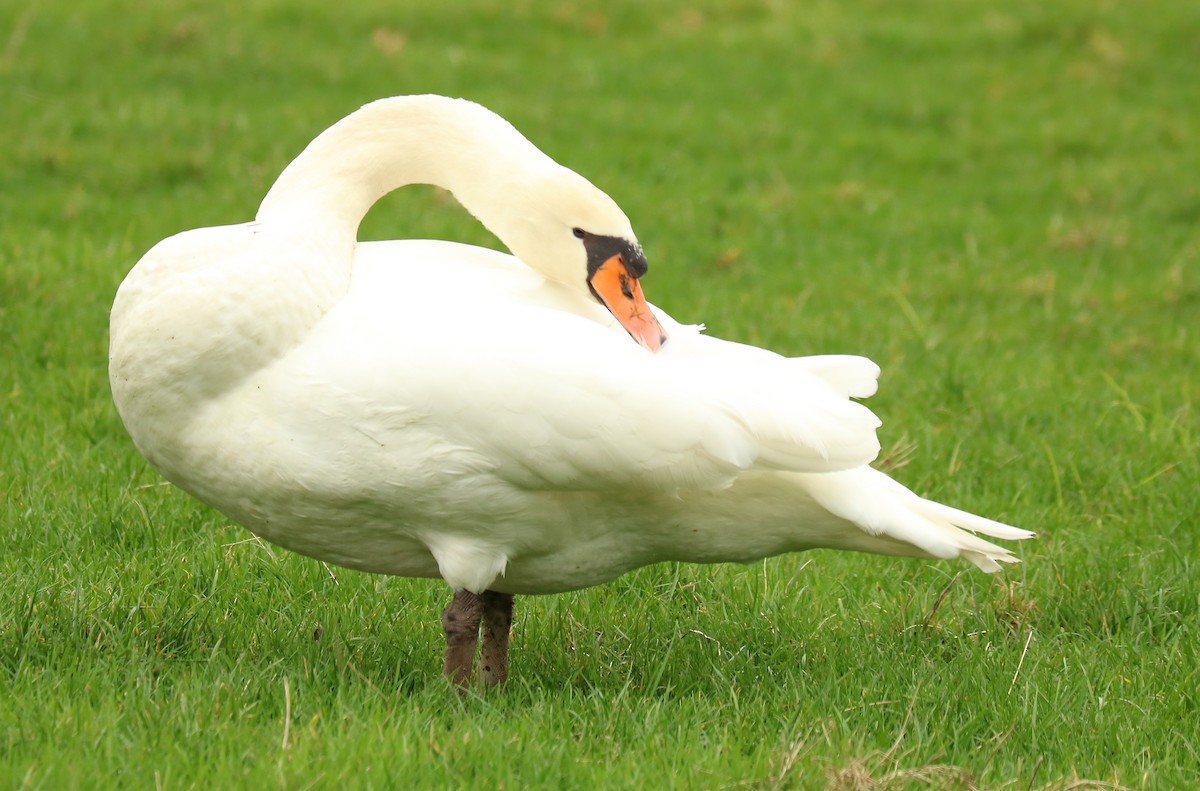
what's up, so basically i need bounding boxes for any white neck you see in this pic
[256,95,560,250]
[110,95,634,482]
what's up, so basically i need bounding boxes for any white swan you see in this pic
[109,95,1032,686]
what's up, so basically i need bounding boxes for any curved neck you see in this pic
[256,96,556,246]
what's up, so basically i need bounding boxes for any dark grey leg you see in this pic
[478,590,515,687]
[441,589,482,687]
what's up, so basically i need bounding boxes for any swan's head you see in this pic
[488,166,668,352]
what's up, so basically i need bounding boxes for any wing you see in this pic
[266,240,882,494]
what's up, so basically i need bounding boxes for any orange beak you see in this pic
[588,254,668,352]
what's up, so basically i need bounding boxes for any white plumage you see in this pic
[109,95,1031,682]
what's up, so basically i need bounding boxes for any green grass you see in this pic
[3,0,1198,788]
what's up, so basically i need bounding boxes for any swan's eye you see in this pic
[572,227,587,239]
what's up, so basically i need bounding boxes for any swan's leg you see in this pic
[441,589,482,686]
[478,590,515,686]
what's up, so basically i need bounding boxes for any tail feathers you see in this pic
[801,466,1033,573]
[868,468,1036,544]
[915,498,1036,542]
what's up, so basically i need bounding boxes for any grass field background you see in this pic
[3,0,1198,788]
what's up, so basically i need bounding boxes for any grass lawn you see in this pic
[3,0,1198,787]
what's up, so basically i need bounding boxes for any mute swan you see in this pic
[109,95,1032,687]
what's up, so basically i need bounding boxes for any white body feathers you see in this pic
[109,96,1031,594]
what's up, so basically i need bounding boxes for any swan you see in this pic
[109,95,1033,687]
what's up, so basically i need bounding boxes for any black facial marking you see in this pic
[578,231,648,280]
